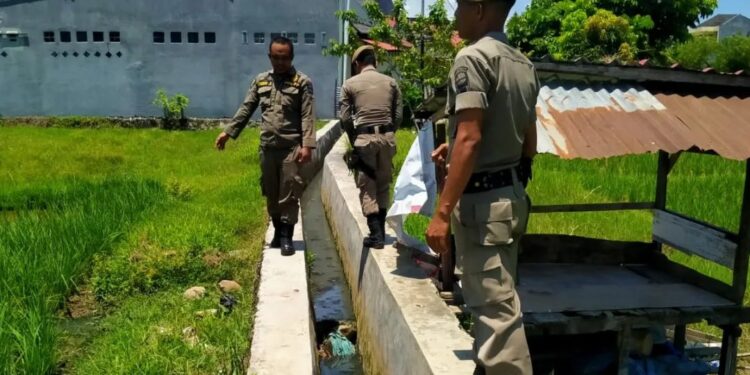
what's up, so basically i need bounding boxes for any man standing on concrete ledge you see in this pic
[339,45,403,249]
[425,0,539,374]
[215,36,316,256]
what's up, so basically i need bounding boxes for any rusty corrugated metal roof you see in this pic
[536,82,750,160]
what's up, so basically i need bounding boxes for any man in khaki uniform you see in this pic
[426,1,539,374]
[216,36,316,256]
[339,45,403,249]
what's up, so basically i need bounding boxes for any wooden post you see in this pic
[673,324,687,352]
[434,120,454,292]
[653,151,670,253]
[731,159,750,304]
[719,325,741,375]
[617,325,632,375]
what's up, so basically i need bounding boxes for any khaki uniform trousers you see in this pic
[354,132,396,216]
[451,173,532,375]
[260,146,305,225]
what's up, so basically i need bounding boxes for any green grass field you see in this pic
[0,125,270,374]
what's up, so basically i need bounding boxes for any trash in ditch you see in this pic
[219,293,237,315]
[317,320,356,359]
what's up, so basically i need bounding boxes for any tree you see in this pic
[325,0,461,115]
[507,0,717,63]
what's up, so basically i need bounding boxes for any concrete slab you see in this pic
[248,214,317,375]
[248,120,341,375]
[320,137,476,375]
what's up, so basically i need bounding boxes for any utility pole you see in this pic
[420,0,426,99]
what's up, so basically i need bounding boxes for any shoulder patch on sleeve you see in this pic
[454,66,470,94]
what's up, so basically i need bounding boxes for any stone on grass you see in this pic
[182,326,199,347]
[218,280,241,293]
[184,286,206,300]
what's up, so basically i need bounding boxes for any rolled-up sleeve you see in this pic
[451,55,491,113]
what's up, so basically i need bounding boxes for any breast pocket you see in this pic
[279,86,299,108]
[257,86,272,110]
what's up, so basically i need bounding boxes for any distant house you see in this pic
[691,14,750,40]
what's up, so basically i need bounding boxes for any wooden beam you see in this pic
[651,253,736,302]
[520,234,653,264]
[731,160,750,304]
[534,62,750,89]
[531,202,654,213]
[653,210,737,269]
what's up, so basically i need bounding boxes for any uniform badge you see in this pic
[454,66,469,94]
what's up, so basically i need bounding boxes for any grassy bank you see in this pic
[0,126,270,374]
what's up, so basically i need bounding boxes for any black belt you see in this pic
[463,168,518,194]
[356,125,395,135]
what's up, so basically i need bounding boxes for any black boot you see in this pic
[270,218,282,248]
[280,223,296,256]
[363,214,384,249]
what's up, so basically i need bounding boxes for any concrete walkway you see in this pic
[248,214,317,375]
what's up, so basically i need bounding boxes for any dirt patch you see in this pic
[65,288,100,319]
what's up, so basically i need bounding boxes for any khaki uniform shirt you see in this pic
[225,67,316,149]
[340,66,403,130]
[446,32,539,173]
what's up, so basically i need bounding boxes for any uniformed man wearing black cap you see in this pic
[339,45,403,249]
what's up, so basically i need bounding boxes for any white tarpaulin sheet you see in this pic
[386,122,438,254]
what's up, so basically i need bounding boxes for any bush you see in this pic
[152,89,190,129]
[668,35,750,72]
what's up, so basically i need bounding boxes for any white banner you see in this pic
[386,122,438,254]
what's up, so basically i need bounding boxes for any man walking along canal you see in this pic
[339,45,403,249]
[426,0,539,374]
[215,36,316,256]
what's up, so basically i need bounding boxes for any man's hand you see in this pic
[431,143,449,168]
[215,132,231,151]
[432,143,449,190]
[296,146,313,164]
[426,212,451,255]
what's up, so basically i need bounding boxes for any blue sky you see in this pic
[405,0,750,20]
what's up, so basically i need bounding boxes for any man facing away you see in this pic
[426,0,540,374]
[215,36,316,256]
[339,45,403,249]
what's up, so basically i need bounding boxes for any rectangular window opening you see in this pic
[109,31,120,43]
[93,31,104,42]
[304,33,315,44]
[76,31,87,42]
[43,31,55,43]
[60,31,71,43]
[254,32,265,44]
[171,32,182,43]
[188,32,199,43]
[204,32,216,43]
[153,31,164,43]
